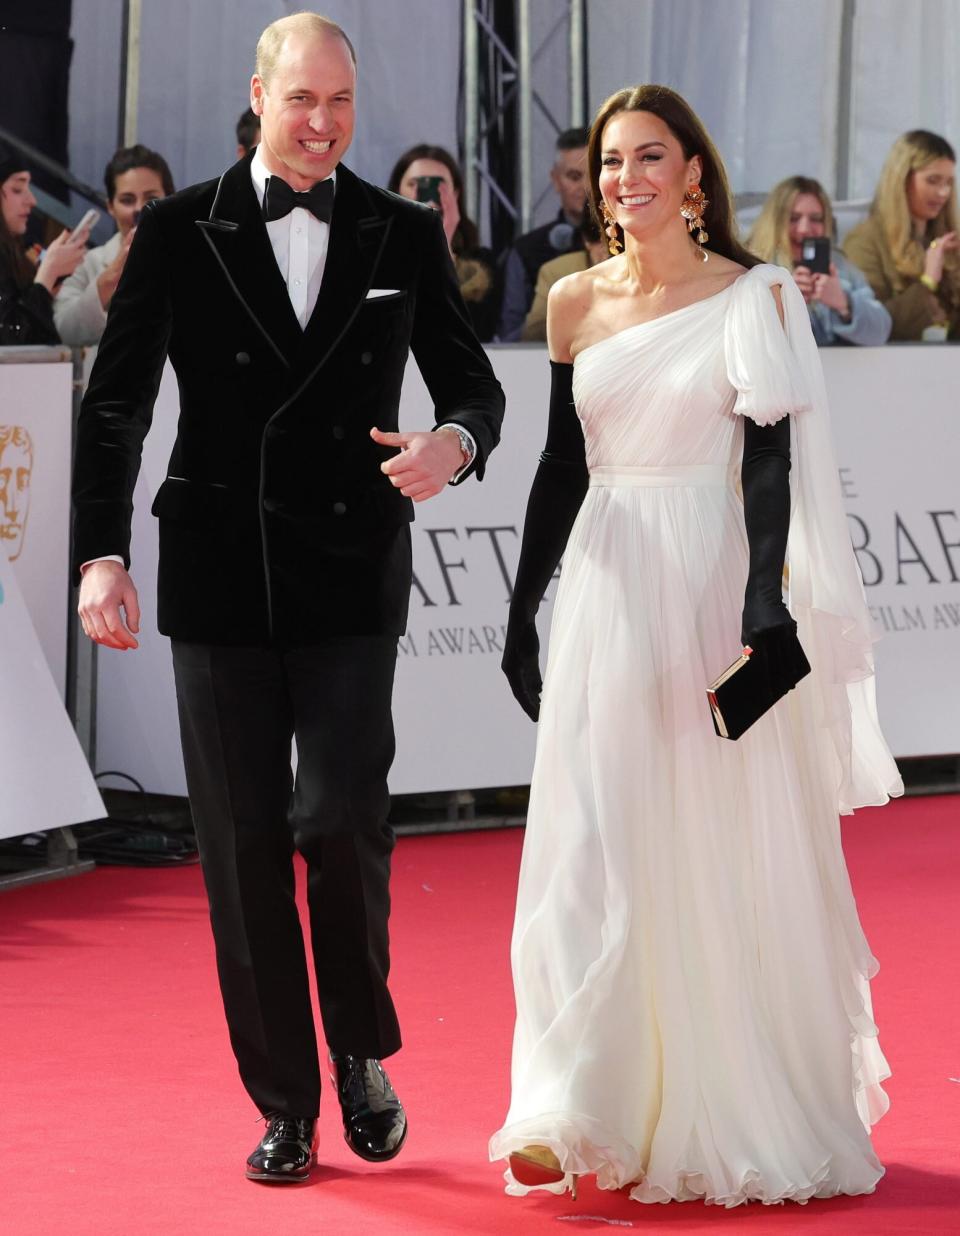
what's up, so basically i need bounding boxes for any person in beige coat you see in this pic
[55,144,173,346]
[844,129,959,341]
[521,206,610,341]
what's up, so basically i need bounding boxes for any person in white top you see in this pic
[54,144,173,346]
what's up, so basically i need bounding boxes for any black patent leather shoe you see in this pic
[245,1115,318,1183]
[329,1053,407,1162]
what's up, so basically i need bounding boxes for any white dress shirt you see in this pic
[250,145,332,329]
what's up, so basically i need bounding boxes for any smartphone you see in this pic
[798,236,830,274]
[414,175,444,207]
[69,208,100,240]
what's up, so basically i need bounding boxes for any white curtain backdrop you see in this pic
[587,0,960,205]
[849,0,960,199]
[586,0,843,197]
[68,0,461,202]
[66,3,960,251]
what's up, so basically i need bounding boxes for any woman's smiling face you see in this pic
[598,110,701,243]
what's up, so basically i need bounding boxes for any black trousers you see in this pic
[171,637,401,1118]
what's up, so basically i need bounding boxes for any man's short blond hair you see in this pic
[255,12,356,86]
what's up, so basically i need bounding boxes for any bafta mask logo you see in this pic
[0,425,33,562]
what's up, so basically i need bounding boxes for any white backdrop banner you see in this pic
[0,554,104,840]
[92,345,960,797]
[0,359,74,697]
[825,347,960,757]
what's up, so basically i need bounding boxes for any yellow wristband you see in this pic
[920,273,940,293]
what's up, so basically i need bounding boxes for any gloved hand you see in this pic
[502,615,543,721]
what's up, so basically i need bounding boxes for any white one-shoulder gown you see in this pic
[489,264,902,1207]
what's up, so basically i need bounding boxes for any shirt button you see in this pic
[293,278,302,286]
[332,501,347,515]
[235,351,250,365]
[332,425,345,440]
[295,226,302,235]
[360,351,373,365]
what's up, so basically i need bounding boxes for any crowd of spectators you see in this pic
[1,117,957,351]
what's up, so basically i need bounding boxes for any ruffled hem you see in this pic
[489,1112,884,1208]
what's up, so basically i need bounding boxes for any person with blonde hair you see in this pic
[73,9,504,1184]
[845,129,959,340]
[490,82,900,1207]
[748,175,890,345]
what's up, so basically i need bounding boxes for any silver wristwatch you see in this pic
[446,424,475,468]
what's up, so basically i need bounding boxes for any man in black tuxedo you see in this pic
[73,13,504,1184]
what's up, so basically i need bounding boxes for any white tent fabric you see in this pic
[68,0,460,201]
[67,2,960,248]
[588,0,960,202]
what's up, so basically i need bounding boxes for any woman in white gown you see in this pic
[489,85,903,1207]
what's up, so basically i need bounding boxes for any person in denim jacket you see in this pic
[748,176,891,346]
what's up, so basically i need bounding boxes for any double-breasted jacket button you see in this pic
[332,501,347,516]
[235,351,251,365]
[263,498,278,513]
[360,350,373,365]
[332,425,346,440]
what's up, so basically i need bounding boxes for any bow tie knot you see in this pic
[262,175,334,223]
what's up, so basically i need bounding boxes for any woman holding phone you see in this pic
[748,176,890,345]
[388,144,499,340]
[844,129,960,341]
[0,143,89,346]
[55,144,174,347]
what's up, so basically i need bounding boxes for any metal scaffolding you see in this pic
[462,0,587,242]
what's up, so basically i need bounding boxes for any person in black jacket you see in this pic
[73,13,504,1185]
[496,126,589,340]
[0,143,89,345]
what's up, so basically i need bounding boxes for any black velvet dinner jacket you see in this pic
[72,153,505,646]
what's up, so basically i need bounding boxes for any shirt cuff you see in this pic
[80,554,124,574]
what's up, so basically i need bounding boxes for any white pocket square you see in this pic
[365,288,401,299]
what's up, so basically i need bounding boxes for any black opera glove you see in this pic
[502,619,544,722]
[502,360,588,722]
[739,413,810,686]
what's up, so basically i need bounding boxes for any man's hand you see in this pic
[78,561,141,650]
[371,426,465,501]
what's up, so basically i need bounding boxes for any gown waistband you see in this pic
[588,464,728,488]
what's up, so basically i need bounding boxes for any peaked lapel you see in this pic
[194,153,302,368]
[297,165,393,373]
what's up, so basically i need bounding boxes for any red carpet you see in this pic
[1,795,958,1235]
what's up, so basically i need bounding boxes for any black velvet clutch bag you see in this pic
[706,625,811,741]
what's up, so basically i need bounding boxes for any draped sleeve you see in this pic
[726,263,903,815]
[724,264,810,425]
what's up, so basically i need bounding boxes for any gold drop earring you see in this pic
[680,183,709,261]
[600,202,622,256]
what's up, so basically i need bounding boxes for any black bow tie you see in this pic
[262,175,334,223]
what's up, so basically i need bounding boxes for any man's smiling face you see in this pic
[251,30,356,191]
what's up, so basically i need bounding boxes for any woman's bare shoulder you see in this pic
[547,263,609,361]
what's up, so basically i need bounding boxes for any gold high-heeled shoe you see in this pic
[508,1145,578,1199]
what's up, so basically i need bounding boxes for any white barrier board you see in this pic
[92,345,960,797]
[0,360,73,697]
[0,554,104,839]
[826,347,960,757]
